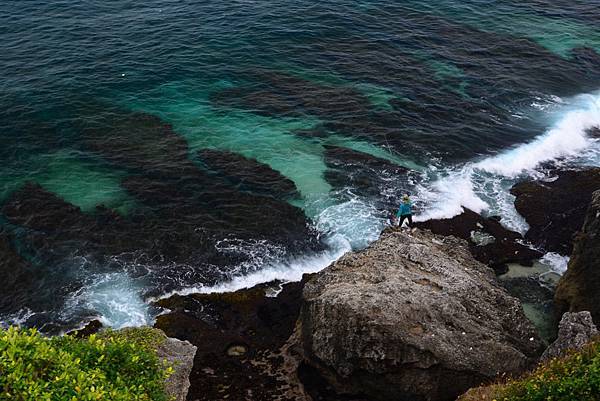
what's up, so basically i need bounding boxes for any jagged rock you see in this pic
[68,320,103,338]
[555,190,600,324]
[101,327,197,401]
[198,149,299,199]
[297,228,544,401]
[157,335,197,401]
[416,209,542,274]
[541,311,598,362]
[154,281,310,401]
[511,168,600,255]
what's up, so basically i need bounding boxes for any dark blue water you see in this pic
[1,0,599,332]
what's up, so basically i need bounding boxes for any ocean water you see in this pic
[1,0,599,333]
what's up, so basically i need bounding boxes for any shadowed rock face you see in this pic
[298,228,543,401]
[198,149,299,200]
[555,190,600,325]
[416,209,542,274]
[155,334,197,401]
[154,281,310,401]
[511,168,600,255]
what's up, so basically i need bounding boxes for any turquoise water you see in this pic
[1,0,599,331]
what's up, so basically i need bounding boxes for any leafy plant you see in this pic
[460,337,600,401]
[0,326,172,401]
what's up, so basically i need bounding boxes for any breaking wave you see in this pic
[415,91,600,232]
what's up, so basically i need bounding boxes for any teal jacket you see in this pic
[396,201,412,217]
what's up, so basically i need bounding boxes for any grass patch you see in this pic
[460,338,600,401]
[0,326,173,401]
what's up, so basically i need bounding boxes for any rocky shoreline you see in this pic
[3,165,600,400]
[146,167,600,401]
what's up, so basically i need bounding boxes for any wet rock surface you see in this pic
[541,311,598,363]
[555,190,600,325]
[298,228,543,401]
[68,320,104,338]
[416,209,542,274]
[510,168,600,255]
[154,281,310,401]
[198,149,299,200]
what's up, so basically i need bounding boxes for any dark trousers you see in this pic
[399,214,413,227]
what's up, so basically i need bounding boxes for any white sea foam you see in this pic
[539,252,570,275]
[156,234,351,300]
[155,195,384,300]
[80,272,150,329]
[0,308,35,328]
[415,91,600,229]
[476,92,600,177]
[414,166,489,222]
[157,93,596,305]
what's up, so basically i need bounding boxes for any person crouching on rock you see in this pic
[396,194,413,228]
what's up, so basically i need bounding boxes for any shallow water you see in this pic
[1,0,599,332]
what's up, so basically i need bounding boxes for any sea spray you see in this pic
[413,91,600,232]
[476,92,600,177]
[154,194,382,300]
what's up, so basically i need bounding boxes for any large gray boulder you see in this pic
[541,311,598,362]
[298,228,544,401]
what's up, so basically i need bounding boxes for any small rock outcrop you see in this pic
[298,229,544,401]
[555,190,600,324]
[416,209,542,274]
[510,168,600,255]
[541,311,598,362]
[156,335,197,401]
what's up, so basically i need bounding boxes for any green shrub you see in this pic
[461,338,600,401]
[0,326,173,401]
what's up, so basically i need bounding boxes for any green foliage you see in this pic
[0,326,173,401]
[98,327,166,353]
[493,338,600,401]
